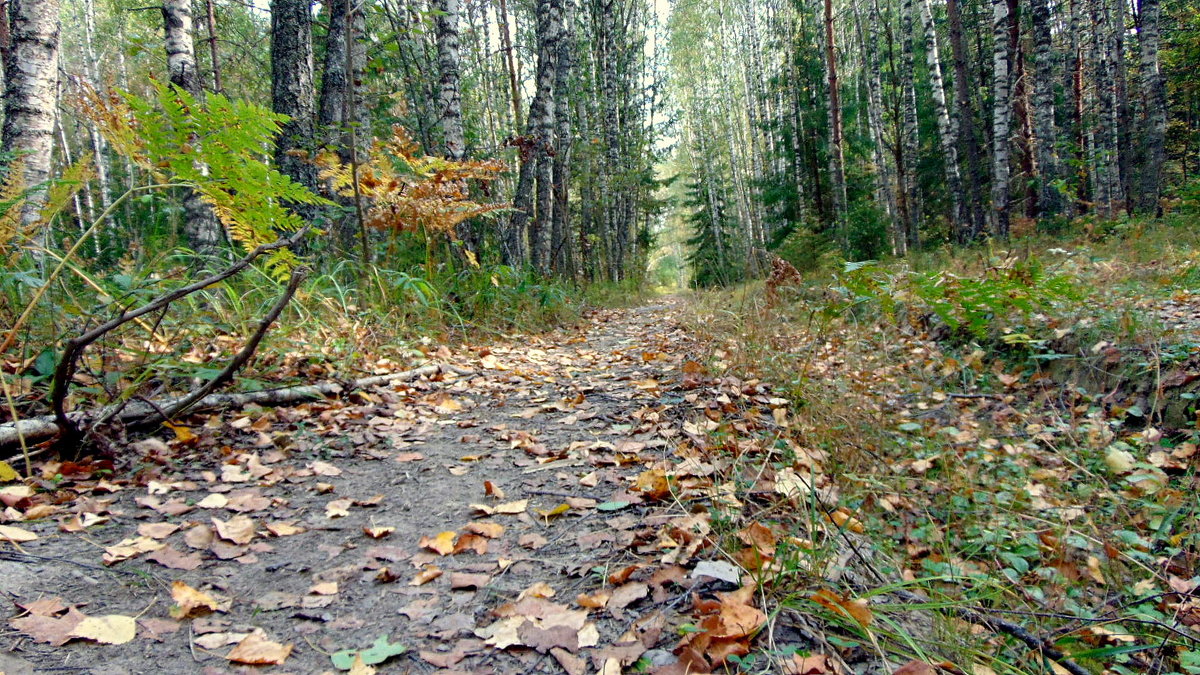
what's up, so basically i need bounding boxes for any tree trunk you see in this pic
[270,0,318,194]
[1138,0,1166,215]
[495,0,522,133]
[2,0,60,254]
[901,0,922,249]
[945,0,987,239]
[162,0,225,255]
[823,0,847,246]
[990,0,1014,236]
[506,0,562,272]
[204,0,222,93]
[1031,0,1064,216]
[434,0,465,160]
[550,0,574,275]
[919,0,965,230]
[317,0,368,252]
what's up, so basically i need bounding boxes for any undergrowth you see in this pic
[682,216,1200,674]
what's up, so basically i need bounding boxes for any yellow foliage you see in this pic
[317,127,508,236]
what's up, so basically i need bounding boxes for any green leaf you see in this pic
[331,634,406,670]
[596,501,631,512]
[898,422,922,432]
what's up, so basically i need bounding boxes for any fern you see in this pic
[317,126,508,237]
[80,81,330,276]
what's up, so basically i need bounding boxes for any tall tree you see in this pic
[945,0,987,238]
[990,0,1014,236]
[919,0,965,229]
[1138,0,1167,214]
[1030,0,1064,216]
[550,0,575,274]
[822,0,847,240]
[270,0,318,193]
[2,0,61,252]
[506,0,562,271]
[162,0,225,253]
[434,0,466,160]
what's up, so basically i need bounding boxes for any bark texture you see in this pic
[2,0,61,248]
[990,0,1014,236]
[1138,0,1167,214]
[270,0,318,193]
[434,0,466,160]
[1031,0,1063,216]
[162,0,225,254]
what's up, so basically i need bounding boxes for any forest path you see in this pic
[1,297,775,675]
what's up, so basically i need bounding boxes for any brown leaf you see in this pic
[453,533,489,555]
[102,536,164,564]
[137,522,180,539]
[146,545,204,571]
[226,630,293,665]
[464,521,505,538]
[608,582,649,620]
[211,516,256,545]
[10,608,86,646]
[410,566,443,586]
[450,572,492,589]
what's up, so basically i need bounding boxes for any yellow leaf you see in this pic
[0,524,38,542]
[69,615,136,644]
[0,460,21,482]
[535,503,570,521]
[170,581,219,619]
[420,531,457,555]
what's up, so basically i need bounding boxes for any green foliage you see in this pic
[771,225,835,274]
[844,202,890,262]
[838,255,1080,339]
[683,178,742,288]
[83,82,330,276]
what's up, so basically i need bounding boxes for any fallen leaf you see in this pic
[464,521,505,538]
[326,498,353,518]
[893,661,938,675]
[410,566,443,586]
[265,521,305,537]
[450,572,491,589]
[226,630,293,665]
[138,522,181,539]
[363,526,395,539]
[10,608,86,646]
[331,634,407,669]
[419,531,457,555]
[211,515,256,544]
[147,545,204,571]
[69,615,136,645]
[170,581,219,619]
[0,524,38,543]
[103,536,164,564]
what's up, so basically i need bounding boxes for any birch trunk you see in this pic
[162,0,225,255]
[551,0,575,275]
[990,0,1014,236]
[919,0,965,230]
[434,0,465,160]
[1138,0,1166,214]
[1031,0,1064,216]
[507,0,562,272]
[2,0,60,254]
[901,0,922,249]
[823,0,847,243]
[945,0,987,238]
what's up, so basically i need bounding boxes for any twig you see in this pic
[0,363,473,453]
[893,589,1094,675]
[150,267,307,425]
[49,226,310,449]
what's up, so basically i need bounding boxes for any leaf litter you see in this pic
[0,299,944,673]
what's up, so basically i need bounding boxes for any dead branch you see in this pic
[0,363,473,454]
[49,227,309,450]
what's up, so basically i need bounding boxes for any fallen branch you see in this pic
[0,363,474,455]
[49,227,310,450]
[893,589,1093,675]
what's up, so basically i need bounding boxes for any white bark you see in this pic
[2,0,61,251]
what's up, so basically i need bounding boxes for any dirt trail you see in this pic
[1,298,755,674]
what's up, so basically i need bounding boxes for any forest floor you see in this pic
[4,230,1200,675]
[1,298,814,675]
